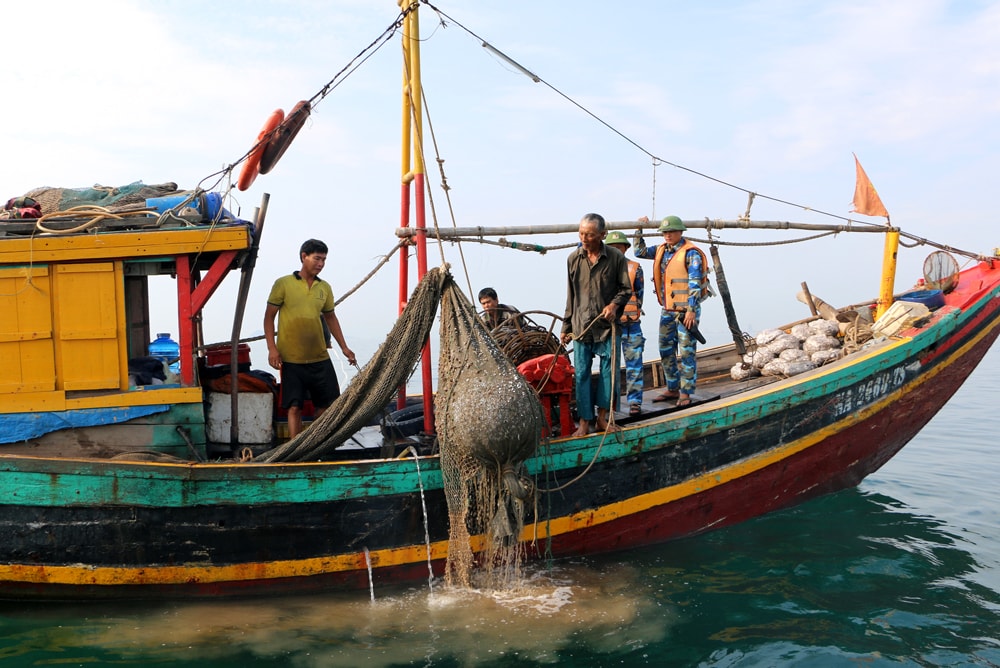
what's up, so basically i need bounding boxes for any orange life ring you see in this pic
[260,100,310,175]
[236,108,284,191]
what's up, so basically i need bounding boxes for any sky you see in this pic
[4,0,999,381]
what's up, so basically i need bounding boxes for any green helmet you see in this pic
[657,215,686,232]
[605,230,629,247]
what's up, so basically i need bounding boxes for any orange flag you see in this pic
[851,153,889,218]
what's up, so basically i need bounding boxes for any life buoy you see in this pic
[236,108,284,191]
[260,100,310,175]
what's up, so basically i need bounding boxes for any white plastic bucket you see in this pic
[207,392,273,444]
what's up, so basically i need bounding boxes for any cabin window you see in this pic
[123,258,180,370]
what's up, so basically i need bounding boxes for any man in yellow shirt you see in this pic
[264,239,356,438]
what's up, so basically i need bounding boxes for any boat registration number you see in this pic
[831,365,908,418]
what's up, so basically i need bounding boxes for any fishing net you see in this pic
[23,181,180,213]
[253,266,449,463]
[436,280,546,588]
[487,314,563,367]
[250,266,545,588]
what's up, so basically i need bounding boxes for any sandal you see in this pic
[629,405,642,416]
[652,391,679,403]
[676,397,692,407]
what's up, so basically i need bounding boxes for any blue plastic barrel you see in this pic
[145,192,223,221]
[149,333,181,374]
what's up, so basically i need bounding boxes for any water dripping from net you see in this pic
[407,446,436,594]
[363,546,374,602]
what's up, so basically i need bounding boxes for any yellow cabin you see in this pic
[0,219,253,457]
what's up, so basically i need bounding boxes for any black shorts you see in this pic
[280,359,341,410]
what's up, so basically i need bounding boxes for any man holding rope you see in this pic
[264,238,357,438]
[560,213,633,436]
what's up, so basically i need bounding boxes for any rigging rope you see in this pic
[417,1,988,263]
[333,240,408,307]
[196,7,411,196]
[417,81,475,297]
[445,236,576,253]
[651,158,661,222]
[33,205,157,235]
[685,231,842,248]
[419,1,871,229]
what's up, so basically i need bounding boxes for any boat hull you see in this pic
[1,263,998,599]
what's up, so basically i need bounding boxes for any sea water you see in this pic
[1,346,998,667]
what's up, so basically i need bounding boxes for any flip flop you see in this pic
[676,397,692,407]
[652,391,679,402]
[629,405,642,416]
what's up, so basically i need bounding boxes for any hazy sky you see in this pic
[5,0,999,378]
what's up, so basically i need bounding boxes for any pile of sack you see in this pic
[731,319,843,381]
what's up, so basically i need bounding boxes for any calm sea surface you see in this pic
[2,347,998,667]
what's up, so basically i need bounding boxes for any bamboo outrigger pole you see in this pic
[396,218,905,323]
[395,219,891,240]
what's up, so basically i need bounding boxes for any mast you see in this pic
[397,4,412,410]
[399,1,434,430]
[876,229,900,320]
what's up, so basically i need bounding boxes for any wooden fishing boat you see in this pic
[1,2,999,599]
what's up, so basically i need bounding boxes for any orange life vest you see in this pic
[652,239,710,310]
[620,260,642,323]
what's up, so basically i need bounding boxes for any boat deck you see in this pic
[596,346,771,430]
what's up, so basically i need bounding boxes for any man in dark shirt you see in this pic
[560,213,633,435]
[478,287,521,330]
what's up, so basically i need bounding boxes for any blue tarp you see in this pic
[2,405,170,444]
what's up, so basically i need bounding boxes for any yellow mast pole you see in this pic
[398,1,434,429]
[396,0,413,409]
[407,3,427,279]
[875,228,900,320]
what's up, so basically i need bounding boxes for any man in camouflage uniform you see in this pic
[634,216,709,407]
[605,231,645,415]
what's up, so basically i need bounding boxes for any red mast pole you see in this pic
[397,6,413,410]
[400,2,434,432]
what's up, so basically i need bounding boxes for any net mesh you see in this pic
[253,266,448,463]
[436,280,546,587]
[250,266,546,589]
[24,182,180,213]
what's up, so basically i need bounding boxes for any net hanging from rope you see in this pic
[436,278,546,587]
